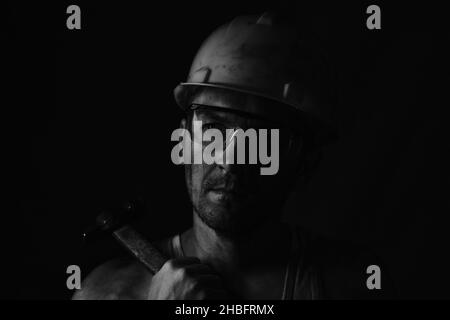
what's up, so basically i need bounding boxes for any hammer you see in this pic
[83,199,167,274]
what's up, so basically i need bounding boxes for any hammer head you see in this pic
[83,197,145,243]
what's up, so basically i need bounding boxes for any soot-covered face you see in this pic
[183,89,305,236]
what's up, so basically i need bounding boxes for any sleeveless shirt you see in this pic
[165,226,323,300]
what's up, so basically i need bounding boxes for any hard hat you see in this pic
[174,12,337,146]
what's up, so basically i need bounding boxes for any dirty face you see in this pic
[183,89,304,236]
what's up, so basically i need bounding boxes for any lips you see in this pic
[205,177,251,198]
[208,187,246,197]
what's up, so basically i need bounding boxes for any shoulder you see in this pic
[297,228,396,299]
[72,236,176,300]
[72,258,152,300]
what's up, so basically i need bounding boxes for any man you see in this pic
[74,13,394,300]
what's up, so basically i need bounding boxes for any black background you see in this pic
[3,1,448,299]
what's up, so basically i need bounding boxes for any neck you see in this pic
[181,213,289,276]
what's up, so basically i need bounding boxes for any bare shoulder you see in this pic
[72,258,153,300]
[72,236,175,300]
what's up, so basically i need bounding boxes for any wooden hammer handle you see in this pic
[113,225,167,274]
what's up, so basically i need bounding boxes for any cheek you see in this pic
[186,164,206,195]
[278,146,301,174]
[257,170,291,195]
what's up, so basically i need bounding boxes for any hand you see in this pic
[147,257,229,300]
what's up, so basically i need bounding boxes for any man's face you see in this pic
[184,91,303,236]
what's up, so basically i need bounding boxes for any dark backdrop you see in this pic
[4,1,448,299]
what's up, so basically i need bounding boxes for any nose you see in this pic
[216,142,238,174]
[216,130,260,176]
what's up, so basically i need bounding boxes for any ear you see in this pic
[289,136,322,189]
[303,149,322,179]
[180,118,187,130]
[177,118,189,162]
[282,136,304,191]
[288,135,303,169]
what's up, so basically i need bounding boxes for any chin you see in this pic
[196,200,264,237]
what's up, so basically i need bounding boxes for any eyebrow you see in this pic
[192,104,280,129]
[192,107,243,128]
[194,109,228,123]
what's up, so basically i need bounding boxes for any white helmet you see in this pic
[174,12,337,145]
